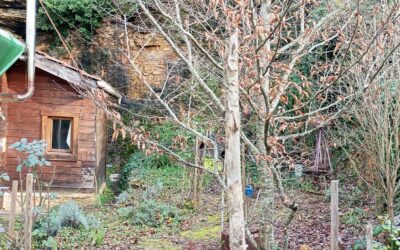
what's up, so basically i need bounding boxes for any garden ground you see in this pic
[23,168,378,249]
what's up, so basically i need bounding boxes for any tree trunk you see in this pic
[387,188,395,222]
[225,28,246,250]
[257,1,276,248]
[257,149,275,250]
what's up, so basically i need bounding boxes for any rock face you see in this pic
[0,5,179,99]
[0,0,26,36]
[90,20,179,98]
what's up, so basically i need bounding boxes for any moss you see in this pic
[140,239,180,250]
[206,214,220,225]
[181,225,221,241]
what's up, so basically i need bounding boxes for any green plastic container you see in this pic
[0,29,26,76]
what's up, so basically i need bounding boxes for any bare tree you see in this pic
[112,0,400,248]
[332,10,400,220]
[37,0,400,248]
[352,79,400,222]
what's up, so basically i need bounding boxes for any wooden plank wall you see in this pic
[95,107,107,188]
[0,74,8,170]
[4,62,98,189]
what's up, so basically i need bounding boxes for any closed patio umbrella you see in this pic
[0,29,25,76]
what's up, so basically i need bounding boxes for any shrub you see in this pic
[57,202,96,229]
[33,201,99,248]
[115,190,131,204]
[340,208,365,226]
[9,138,51,172]
[119,151,188,192]
[128,199,182,227]
[354,216,400,250]
[118,152,146,191]
[42,236,57,250]
[89,229,106,246]
[37,0,112,40]
[97,186,115,205]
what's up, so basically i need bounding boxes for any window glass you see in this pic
[51,119,71,150]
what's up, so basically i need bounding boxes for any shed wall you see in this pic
[3,63,99,189]
[0,74,8,170]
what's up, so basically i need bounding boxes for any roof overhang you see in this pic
[32,52,122,100]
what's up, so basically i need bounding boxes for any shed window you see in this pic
[42,113,79,161]
[51,119,72,150]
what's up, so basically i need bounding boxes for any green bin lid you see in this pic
[0,29,26,76]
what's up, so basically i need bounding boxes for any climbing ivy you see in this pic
[37,0,113,40]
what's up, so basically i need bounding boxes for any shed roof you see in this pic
[21,51,122,100]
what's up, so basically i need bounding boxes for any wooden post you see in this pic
[24,174,33,250]
[8,181,18,238]
[0,190,4,210]
[193,138,199,209]
[241,144,247,221]
[366,224,373,250]
[330,180,339,250]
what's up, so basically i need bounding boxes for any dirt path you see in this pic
[273,190,374,250]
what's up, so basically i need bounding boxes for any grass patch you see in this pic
[181,225,221,241]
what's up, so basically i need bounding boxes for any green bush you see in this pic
[115,190,131,204]
[354,216,400,250]
[97,186,115,205]
[89,228,106,246]
[118,152,185,192]
[33,201,99,248]
[127,199,182,227]
[341,208,365,226]
[9,138,51,172]
[373,216,400,249]
[37,0,112,40]
[118,152,146,191]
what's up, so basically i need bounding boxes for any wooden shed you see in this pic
[0,51,120,190]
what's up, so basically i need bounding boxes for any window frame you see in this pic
[41,112,79,161]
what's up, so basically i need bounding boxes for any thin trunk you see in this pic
[257,2,275,247]
[225,28,246,249]
[257,161,275,250]
[192,138,199,209]
[387,188,395,222]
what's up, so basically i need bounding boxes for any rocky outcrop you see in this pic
[0,5,180,100]
[0,0,26,36]
[89,20,179,99]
